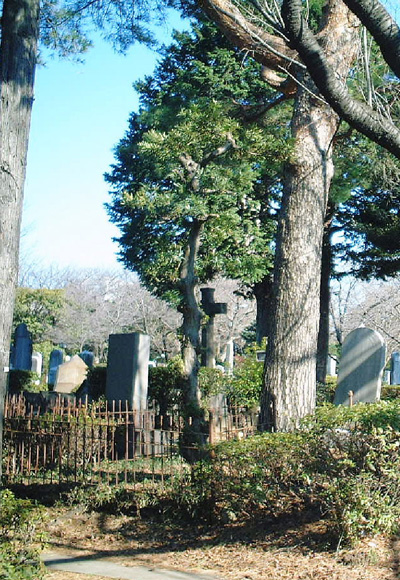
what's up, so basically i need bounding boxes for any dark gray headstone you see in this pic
[48,349,63,387]
[11,323,32,370]
[79,351,94,368]
[334,327,386,406]
[391,351,400,385]
[106,332,150,410]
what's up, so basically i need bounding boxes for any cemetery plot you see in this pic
[2,394,257,488]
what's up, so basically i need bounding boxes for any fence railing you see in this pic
[3,394,258,487]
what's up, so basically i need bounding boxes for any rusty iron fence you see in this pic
[2,394,258,487]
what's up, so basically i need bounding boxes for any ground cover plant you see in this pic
[0,489,46,579]
[56,400,400,548]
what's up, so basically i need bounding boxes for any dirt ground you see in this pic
[43,505,400,580]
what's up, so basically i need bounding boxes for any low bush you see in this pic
[8,370,40,394]
[0,489,46,579]
[162,401,400,544]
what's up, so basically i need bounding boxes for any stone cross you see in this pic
[200,288,227,368]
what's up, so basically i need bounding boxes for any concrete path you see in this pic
[42,551,220,580]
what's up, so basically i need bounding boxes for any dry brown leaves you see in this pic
[43,507,398,580]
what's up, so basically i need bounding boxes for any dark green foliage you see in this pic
[8,370,40,394]
[226,353,263,408]
[381,385,400,400]
[85,366,107,399]
[13,288,66,343]
[0,489,46,579]
[106,19,289,303]
[148,358,185,414]
[164,402,400,544]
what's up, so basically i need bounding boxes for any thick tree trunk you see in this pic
[0,0,40,478]
[260,82,339,431]
[258,0,359,432]
[316,204,335,384]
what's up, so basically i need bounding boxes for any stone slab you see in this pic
[334,327,386,406]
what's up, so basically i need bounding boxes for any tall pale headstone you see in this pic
[11,323,32,370]
[334,327,386,406]
[31,351,42,375]
[106,332,150,410]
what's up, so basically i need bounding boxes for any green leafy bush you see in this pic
[226,352,263,408]
[85,365,107,399]
[8,370,40,394]
[0,489,46,579]
[163,402,400,544]
[148,357,185,414]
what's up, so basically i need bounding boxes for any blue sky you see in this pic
[21,12,188,272]
[20,2,399,274]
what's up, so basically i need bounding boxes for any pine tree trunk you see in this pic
[259,0,359,432]
[0,0,40,477]
[316,203,335,384]
[260,83,339,431]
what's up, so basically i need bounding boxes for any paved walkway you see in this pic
[42,551,220,580]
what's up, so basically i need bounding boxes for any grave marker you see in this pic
[334,327,386,406]
[106,332,150,410]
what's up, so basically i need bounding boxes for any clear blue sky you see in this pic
[21,11,188,272]
[20,2,399,274]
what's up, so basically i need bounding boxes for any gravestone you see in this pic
[79,350,94,368]
[391,351,400,385]
[31,351,42,375]
[225,339,234,374]
[48,349,64,387]
[326,355,337,376]
[11,323,32,370]
[201,288,227,368]
[334,327,386,406]
[54,354,89,393]
[106,332,150,410]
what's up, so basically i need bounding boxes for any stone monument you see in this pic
[54,354,89,394]
[106,332,150,410]
[334,327,386,406]
[391,351,400,385]
[200,288,227,368]
[48,349,63,387]
[11,323,32,370]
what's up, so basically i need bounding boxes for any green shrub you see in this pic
[148,357,185,414]
[226,352,263,408]
[381,385,400,400]
[164,402,400,544]
[8,370,40,394]
[85,365,107,399]
[0,489,46,579]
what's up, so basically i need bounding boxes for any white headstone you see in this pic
[31,351,42,375]
[334,327,386,406]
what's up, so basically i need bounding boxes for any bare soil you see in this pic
[43,506,399,580]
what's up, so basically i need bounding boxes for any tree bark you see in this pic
[0,0,40,478]
[259,1,359,431]
[316,203,335,385]
[179,219,205,412]
[253,276,273,345]
[282,0,400,159]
